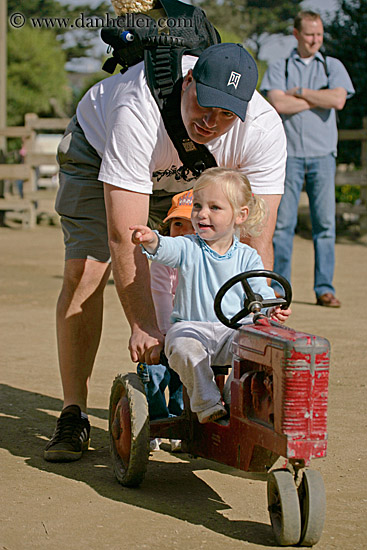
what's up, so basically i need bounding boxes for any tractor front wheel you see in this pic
[267,469,302,546]
[298,469,326,546]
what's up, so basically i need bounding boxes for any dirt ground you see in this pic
[1,221,367,550]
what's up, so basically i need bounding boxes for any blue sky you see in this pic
[303,0,338,11]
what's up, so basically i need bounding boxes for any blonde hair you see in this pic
[193,167,268,238]
[111,0,156,16]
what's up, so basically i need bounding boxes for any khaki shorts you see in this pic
[55,116,178,261]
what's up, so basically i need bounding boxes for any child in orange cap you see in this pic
[137,189,195,451]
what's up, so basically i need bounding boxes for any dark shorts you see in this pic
[55,115,178,262]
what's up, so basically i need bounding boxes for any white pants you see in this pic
[164,321,235,414]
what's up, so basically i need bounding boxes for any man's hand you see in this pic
[129,326,165,364]
[130,225,159,253]
[285,86,301,96]
[267,88,312,115]
[285,87,317,109]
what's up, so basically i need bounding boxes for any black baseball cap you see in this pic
[192,43,258,122]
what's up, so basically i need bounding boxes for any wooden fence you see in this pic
[0,113,70,190]
[336,117,367,198]
[0,113,366,229]
[0,114,69,227]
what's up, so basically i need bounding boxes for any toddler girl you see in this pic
[131,168,291,423]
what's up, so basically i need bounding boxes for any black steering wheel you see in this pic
[214,270,292,329]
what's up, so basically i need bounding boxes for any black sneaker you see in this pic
[44,405,90,462]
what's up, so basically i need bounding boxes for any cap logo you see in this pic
[178,190,193,206]
[227,71,241,89]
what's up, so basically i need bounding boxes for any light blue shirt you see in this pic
[260,49,355,157]
[143,233,275,324]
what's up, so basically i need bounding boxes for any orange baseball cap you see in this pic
[163,189,194,222]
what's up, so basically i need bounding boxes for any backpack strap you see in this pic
[148,0,219,176]
[320,55,329,87]
[145,45,217,177]
[285,57,289,84]
[321,55,329,78]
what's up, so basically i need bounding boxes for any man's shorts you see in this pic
[55,115,178,262]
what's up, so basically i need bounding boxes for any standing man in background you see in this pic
[260,10,354,307]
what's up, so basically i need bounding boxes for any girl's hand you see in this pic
[130,224,153,244]
[130,225,157,248]
[268,306,292,323]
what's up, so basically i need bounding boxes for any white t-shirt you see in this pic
[77,56,286,195]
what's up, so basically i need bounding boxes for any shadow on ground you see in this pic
[0,383,275,547]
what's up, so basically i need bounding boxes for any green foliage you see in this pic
[217,28,242,45]
[193,0,302,58]
[7,27,71,125]
[323,0,367,166]
[7,0,113,61]
[335,185,361,204]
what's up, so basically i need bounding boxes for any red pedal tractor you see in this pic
[109,270,329,547]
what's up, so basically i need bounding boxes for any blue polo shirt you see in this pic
[260,49,355,158]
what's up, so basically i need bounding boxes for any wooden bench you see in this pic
[296,168,367,234]
[0,198,37,229]
[335,168,367,196]
[335,168,367,232]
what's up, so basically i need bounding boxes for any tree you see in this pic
[193,0,302,59]
[7,26,71,125]
[7,0,113,62]
[323,0,367,166]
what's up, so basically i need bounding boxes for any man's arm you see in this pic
[290,86,347,110]
[267,89,313,115]
[104,184,164,365]
[267,87,347,115]
[241,193,282,270]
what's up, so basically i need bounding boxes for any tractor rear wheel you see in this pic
[109,373,150,487]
